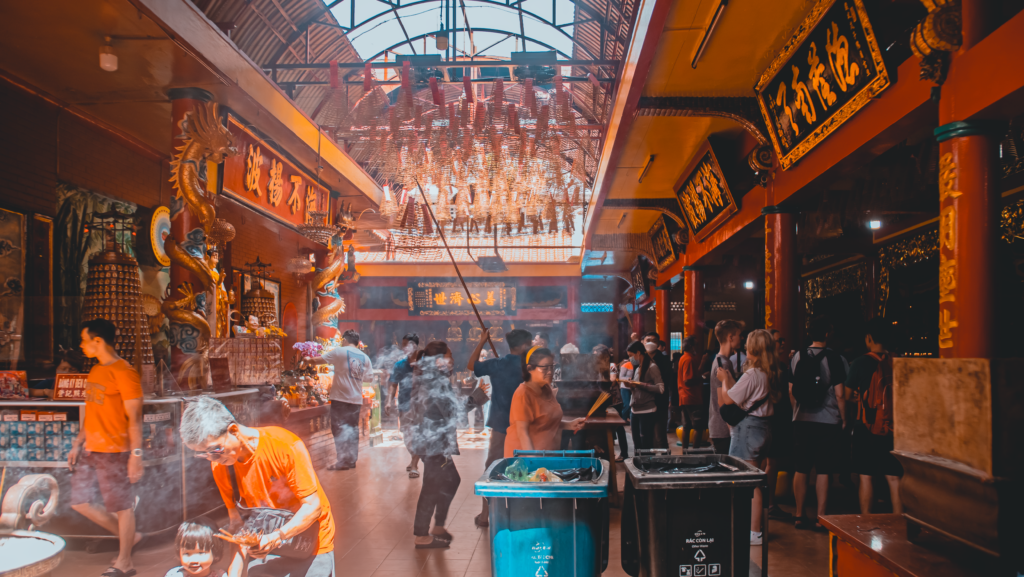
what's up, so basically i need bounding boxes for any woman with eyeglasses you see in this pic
[504,347,586,458]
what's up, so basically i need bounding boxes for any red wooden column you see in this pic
[682,266,704,353]
[167,88,213,377]
[654,288,670,343]
[762,207,797,353]
[934,0,1001,359]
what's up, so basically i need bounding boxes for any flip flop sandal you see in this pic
[432,529,453,542]
[415,536,451,549]
[794,519,812,530]
[100,568,137,577]
[327,462,352,471]
[474,514,489,528]
[408,469,420,478]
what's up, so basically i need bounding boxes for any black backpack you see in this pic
[792,348,844,409]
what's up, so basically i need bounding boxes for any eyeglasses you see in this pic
[193,445,226,459]
[532,364,557,374]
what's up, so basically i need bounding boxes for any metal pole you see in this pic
[412,177,499,357]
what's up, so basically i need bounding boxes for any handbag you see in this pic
[235,503,320,559]
[720,394,768,427]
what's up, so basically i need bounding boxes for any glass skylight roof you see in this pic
[331,0,577,62]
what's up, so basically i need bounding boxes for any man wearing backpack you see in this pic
[789,317,849,531]
[846,317,903,514]
[708,320,746,455]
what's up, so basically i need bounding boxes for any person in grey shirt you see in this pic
[708,320,746,455]
[789,318,848,531]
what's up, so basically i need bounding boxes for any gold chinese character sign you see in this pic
[674,141,738,242]
[648,216,677,271]
[755,0,890,170]
[408,280,516,316]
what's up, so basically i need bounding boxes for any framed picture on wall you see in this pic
[262,278,281,325]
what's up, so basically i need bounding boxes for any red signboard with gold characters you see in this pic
[53,373,89,401]
[222,115,330,229]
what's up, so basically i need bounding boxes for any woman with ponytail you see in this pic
[504,347,586,458]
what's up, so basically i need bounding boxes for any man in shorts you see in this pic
[69,319,144,577]
[387,333,421,478]
[182,396,336,577]
[789,317,849,530]
[846,317,903,514]
[468,328,533,527]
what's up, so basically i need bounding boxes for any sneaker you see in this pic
[750,531,763,545]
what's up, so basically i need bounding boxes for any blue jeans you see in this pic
[619,388,632,423]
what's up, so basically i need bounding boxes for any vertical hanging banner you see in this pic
[755,0,889,170]
[221,115,330,230]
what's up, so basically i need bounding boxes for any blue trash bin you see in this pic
[475,450,610,577]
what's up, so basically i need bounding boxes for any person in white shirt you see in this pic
[716,329,784,546]
[304,329,373,471]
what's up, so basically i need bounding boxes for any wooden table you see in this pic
[562,411,627,507]
[819,514,1002,577]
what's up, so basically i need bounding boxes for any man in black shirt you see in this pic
[846,318,902,514]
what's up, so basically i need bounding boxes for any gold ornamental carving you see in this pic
[167,101,239,387]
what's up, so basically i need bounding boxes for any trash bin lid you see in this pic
[624,453,765,489]
[474,452,609,498]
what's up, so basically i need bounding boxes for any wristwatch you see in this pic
[131,449,144,458]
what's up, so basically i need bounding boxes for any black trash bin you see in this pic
[621,450,767,577]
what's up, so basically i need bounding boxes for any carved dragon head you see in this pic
[184,101,237,163]
[336,201,358,235]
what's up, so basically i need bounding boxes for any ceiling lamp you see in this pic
[298,211,339,244]
[99,37,118,72]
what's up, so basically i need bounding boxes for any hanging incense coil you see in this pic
[240,288,276,327]
[81,250,155,370]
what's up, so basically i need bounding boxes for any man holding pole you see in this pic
[468,328,533,528]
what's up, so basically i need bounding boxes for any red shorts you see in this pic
[70,451,134,513]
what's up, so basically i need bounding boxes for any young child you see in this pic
[165,518,225,577]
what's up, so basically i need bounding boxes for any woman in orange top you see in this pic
[505,348,585,457]
[677,336,706,450]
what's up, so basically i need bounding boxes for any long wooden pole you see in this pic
[412,178,499,357]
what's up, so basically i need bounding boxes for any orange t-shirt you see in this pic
[677,352,701,406]
[504,383,564,458]
[212,427,335,555]
[83,359,142,453]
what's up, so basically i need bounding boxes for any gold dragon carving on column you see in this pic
[165,101,238,387]
[311,203,359,329]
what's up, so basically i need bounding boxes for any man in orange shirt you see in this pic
[180,396,336,577]
[69,319,144,577]
[677,336,707,450]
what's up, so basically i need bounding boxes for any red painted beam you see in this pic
[941,7,1024,121]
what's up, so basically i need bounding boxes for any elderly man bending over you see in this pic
[180,397,336,577]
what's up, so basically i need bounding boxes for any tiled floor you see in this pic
[50,434,832,577]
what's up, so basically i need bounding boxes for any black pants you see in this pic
[653,398,669,449]
[330,401,362,467]
[631,412,657,454]
[414,455,461,536]
[680,405,707,449]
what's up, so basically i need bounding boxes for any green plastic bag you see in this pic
[505,459,529,481]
